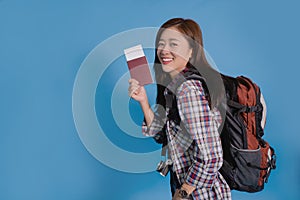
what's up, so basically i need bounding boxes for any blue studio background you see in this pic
[1,0,299,199]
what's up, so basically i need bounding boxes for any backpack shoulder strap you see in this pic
[165,72,206,108]
[165,71,207,124]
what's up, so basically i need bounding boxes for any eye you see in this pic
[157,41,165,47]
[170,42,178,47]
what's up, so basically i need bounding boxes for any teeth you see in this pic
[162,58,172,62]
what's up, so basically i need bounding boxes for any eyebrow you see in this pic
[159,38,181,42]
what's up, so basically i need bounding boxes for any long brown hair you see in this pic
[154,18,225,111]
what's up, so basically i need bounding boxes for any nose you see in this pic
[159,44,171,55]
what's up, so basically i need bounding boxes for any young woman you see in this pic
[128,18,231,200]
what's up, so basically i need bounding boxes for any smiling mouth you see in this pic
[161,58,173,65]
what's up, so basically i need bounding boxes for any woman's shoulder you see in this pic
[177,79,206,96]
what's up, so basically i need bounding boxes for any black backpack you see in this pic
[154,71,276,193]
[219,74,276,192]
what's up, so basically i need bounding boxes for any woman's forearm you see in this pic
[140,100,154,127]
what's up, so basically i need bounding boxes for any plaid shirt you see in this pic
[142,74,231,200]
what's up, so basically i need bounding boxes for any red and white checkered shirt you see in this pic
[142,74,232,200]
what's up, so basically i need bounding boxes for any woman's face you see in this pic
[157,27,193,78]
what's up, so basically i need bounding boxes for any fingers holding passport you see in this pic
[128,78,140,96]
[128,79,147,102]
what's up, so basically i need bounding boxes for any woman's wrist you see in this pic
[139,98,148,107]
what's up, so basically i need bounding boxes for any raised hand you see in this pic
[128,79,148,103]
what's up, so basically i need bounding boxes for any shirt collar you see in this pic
[166,67,189,94]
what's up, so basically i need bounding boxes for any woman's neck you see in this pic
[169,66,188,79]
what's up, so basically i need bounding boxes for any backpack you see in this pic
[219,74,276,192]
[156,70,276,193]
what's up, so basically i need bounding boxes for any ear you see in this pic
[188,48,193,60]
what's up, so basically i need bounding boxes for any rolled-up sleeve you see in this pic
[142,113,166,137]
[176,80,223,188]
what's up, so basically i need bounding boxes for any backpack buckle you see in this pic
[245,105,258,113]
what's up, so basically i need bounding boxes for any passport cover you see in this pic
[124,45,153,86]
